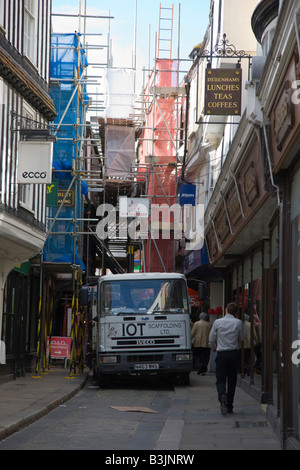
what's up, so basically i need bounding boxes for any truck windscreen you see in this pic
[100,279,189,316]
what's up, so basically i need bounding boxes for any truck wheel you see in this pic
[178,372,190,386]
[99,373,111,388]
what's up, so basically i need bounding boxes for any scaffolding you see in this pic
[136,3,188,273]
[48,2,191,274]
[36,1,192,375]
[37,4,114,376]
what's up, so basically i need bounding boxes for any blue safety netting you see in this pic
[44,33,90,270]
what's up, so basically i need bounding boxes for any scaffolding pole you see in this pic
[138,3,187,273]
[48,1,191,280]
[43,1,112,376]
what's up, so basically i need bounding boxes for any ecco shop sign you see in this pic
[17,141,53,184]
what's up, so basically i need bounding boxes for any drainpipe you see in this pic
[180,77,191,182]
[261,116,282,208]
[250,115,282,209]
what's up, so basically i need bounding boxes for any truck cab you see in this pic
[93,273,193,387]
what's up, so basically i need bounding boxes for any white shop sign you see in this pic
[17,141,53,184]
[119,196,149,218]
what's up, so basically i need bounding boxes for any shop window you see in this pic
[296,215,300,336]
[2,281,17,356]
[232,268,263,383]
[292,214,300,435]
[1,271,28,358]
[291,168,300,436]
[252,279,263,375]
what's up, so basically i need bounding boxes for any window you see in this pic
[19,104,35,211]
[100,278,188,316]
[1,271,28,357]
[19,185,33,212]
[23,0,37,63]
[0,1,4,29]
[261,18,277,57]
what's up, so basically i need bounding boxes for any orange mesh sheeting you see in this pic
[138,59,185,272]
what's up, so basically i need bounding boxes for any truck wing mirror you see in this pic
[79,286,89,306]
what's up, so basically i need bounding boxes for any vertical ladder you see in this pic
[157,3,174,59]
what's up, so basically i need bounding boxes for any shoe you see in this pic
[220,394,227,415]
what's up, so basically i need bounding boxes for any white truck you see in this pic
[93,272,197,387]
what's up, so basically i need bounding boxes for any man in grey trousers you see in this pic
[209,302,245,415]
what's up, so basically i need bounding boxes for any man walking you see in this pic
[191,312,211,375]
[209,302,245,415]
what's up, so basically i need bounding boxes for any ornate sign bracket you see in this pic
[195,34,252,123]
[198,34,252,69]
[10,112,56,141]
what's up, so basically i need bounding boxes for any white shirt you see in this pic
[209,314,245,352]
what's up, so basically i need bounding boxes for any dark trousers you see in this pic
[215,349,239,411]
[193,347,210,374]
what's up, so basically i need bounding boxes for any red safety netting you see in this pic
[137,59,185,272]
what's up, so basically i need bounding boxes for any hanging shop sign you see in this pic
[179,184,196,206]
[46,179,58,207]
[188,287,202,308]
[46,181,74,207]
[17,141,53,184]
[204,68,242,116]
[58,189,74,207]
[119,196,149,218]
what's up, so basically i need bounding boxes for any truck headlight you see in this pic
[100,356,117,364]
[176,354,192,361]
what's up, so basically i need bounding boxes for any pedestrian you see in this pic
[243,314,258,376]
[209,302,245,415]
[253,310,262,374]
[191,312,212,375]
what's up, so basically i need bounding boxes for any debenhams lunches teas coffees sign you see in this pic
[204,68,242,116]
[17,141,53,184]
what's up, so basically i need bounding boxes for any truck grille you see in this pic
[127,355,163,363]
[111,336,180,349]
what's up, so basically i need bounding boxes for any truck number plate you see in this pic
[134,363,159,370]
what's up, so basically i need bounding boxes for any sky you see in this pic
[51,0,211,112]
[51,1,210,69]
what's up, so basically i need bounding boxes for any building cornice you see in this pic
[256,1,297,116]
[251,0,279,44]
[0,34,56,121]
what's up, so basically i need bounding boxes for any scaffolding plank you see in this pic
[151,86,186,96]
